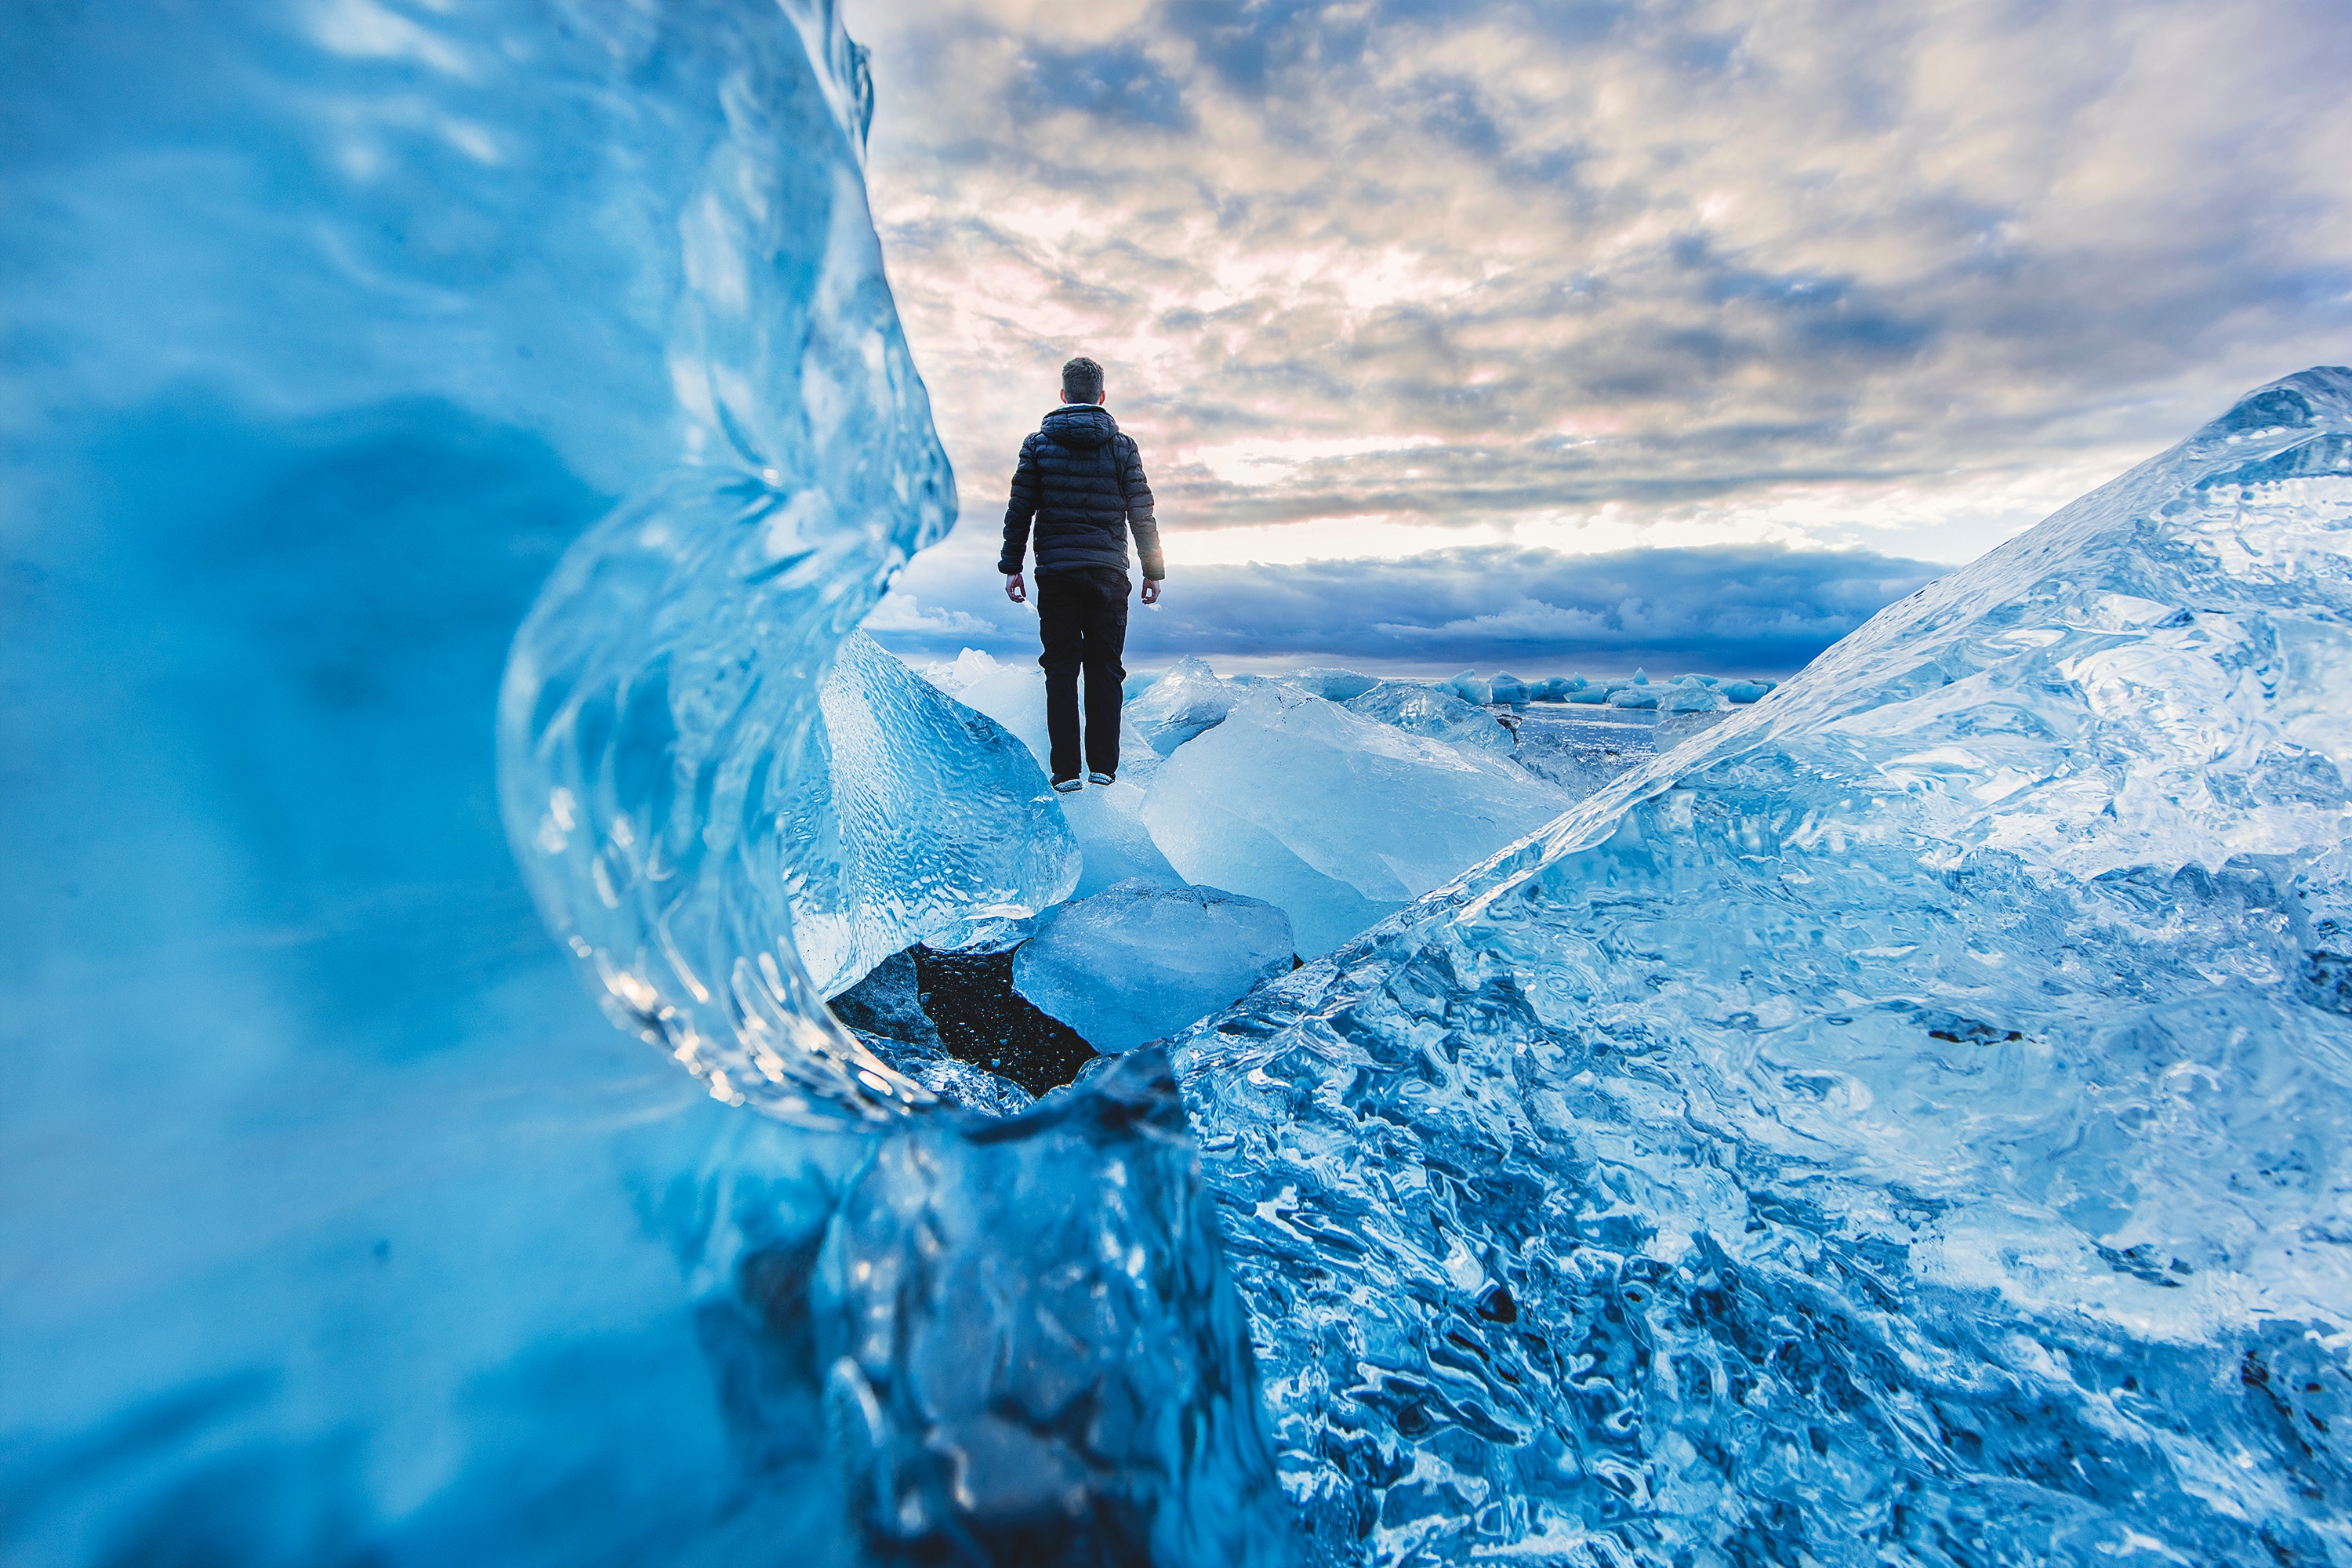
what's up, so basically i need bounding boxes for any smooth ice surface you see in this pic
[1129,655,1240,753]
[1178,369,2352,1565]
[1144,687,1573,955]
[1012,878,1295,1051]
[947,662,1184,898]
[1344,680,1516,752]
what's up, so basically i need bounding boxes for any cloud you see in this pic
[859,590,998,637]
[863,541,1942,674]
[847,0,2350,674]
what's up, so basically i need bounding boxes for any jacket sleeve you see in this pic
[998,435,1040,574]
[1120,435,1165,581]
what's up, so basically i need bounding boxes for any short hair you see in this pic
[1062,356,1105,402]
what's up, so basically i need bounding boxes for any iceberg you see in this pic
[1142,686,1573,954]
[1175,368,2352,1565]
[1343,680,1517,752]
[1127,655,1240,753]
[1012,878,1295,1051]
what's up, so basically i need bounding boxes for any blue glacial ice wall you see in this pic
[1178,368,2352,1565]
[2,2,1286,1563]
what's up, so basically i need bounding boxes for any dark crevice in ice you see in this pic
[830,946,1098,1099]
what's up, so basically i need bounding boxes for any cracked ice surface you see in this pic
[1177,369,2352,1566]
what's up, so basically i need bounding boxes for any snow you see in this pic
[1011,879,1294,1051]
[1141,685,1573,954]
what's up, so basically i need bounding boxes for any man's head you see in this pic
[1060,356,1105,405]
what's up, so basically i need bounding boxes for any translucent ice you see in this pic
[946,662,1184,898]
[1143,686,1573,955]
[1343,680,1516,752]
[5,2,1292,1560]
[1176,368,2352,1565]
[783,630,1079,997]
[1128,655,1240,753]
[1011,878,1295,1051]
[1276,667,1383,702]
[1654,681,1730,713]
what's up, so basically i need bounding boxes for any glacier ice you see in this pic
[1129,655,1241,753]
[3,1,1294,1562]
[1143,686,1573,955]
[1278,667,1384,703]
[1344,680,1518,752]
[1174,368,2352,1566]
[944,660,1185,898]
[1012,878,1296,1051]
[786,630,1079,997]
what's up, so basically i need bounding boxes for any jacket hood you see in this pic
[1041,402,1117,449]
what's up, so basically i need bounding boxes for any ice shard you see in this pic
[785,630,1079,1000]
[1143,686,1573,955]
[1012,878,1296,1051]
[1177,368,2352,1565]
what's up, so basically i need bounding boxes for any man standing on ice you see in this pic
[1000,355,1165,793]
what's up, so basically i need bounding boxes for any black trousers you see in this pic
[1036,567,1130,781]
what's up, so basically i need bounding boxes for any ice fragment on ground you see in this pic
[1126,655,1238,753]
[949,662,1182,898]
[1342,679,1515,751]
[784,631,1080,996]
[1011,878,1294,1051]
[1604,683,1660,706]
[1656,681,1731,713]
[1718,676,1777,702]
[1275,666,1381,702]
[1142,686,1571,953]
[815,1050,1300,1563]
[1175,367,2352,1565]
[1488,671,1530,703]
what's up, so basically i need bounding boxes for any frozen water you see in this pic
[1144,686,1574,955]
[1655,681,1730,713]
[1508,706,1662,797]
[1128,655,1240,753]
[1344,680,1517,752]
[946,662,1183,898]
[815,1051,1300,1563]
[785,630,1079,997]
[5,2,1292,1562]
[1012,878,1295,1051]
[1278,667,1383,702]
[1175,368,2352,1565]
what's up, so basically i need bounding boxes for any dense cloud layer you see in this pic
[870,542,1940,673]
[851,0,2352,666]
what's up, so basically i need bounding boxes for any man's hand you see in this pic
[1141,579,1163,605]
[1004,572,1026,604]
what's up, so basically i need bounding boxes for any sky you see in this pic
[848,0,2352,677]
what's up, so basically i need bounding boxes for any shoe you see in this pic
[1051,776,1083,793]
[1087,771,1116,786]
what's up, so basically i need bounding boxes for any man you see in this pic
[1000,355,1165,791]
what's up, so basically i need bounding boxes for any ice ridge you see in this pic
[1176,368,2352,1566]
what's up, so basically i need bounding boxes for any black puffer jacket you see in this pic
[998,403,1164,580]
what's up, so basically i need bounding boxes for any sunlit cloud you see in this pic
[849,0,2352,671]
